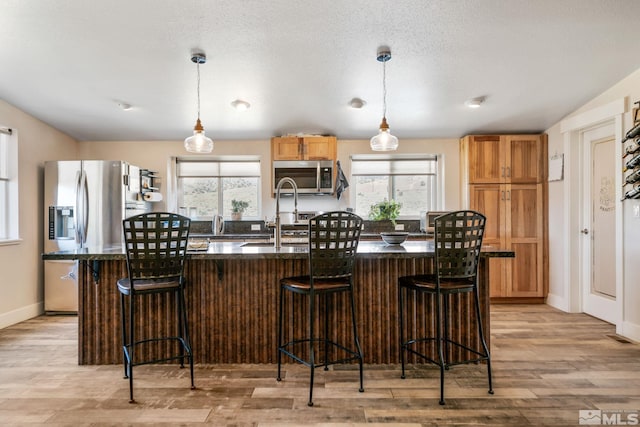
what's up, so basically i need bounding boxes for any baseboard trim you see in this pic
[620,320,640,343]
[0,302,44,329]
[545,293,568,312]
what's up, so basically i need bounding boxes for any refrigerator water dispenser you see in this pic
[48,206,75,240]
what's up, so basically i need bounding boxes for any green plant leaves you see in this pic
[231,199,249,213]
[368,199,402,225]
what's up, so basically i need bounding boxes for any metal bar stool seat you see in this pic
[398,210,493,405]
[117,212,195,403]
[276,211,364,407]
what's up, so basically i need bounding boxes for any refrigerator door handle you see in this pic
[80,169,89,246]
[74,171,83,245]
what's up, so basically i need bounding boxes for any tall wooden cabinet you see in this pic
[461,134,548,302]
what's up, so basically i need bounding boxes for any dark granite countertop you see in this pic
[42,241,514,261]
[189,233,271,240]
[189,232,429,241]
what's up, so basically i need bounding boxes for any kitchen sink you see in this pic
[240,242,307,248]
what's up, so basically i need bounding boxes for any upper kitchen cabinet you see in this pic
[462,134,547,184]
[271,136,337,161]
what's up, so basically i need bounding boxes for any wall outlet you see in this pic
[394,224,404,231]
[251,224,261,231]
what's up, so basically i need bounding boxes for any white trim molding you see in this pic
[560,99,625,133]
[557,98,625,333]
[0,302,43,329]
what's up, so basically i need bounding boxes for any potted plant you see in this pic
[368,199,402,226]
[231,199,249,220]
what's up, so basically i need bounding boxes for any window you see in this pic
[351,154,438,218]
[175,157,261,219]
[0,127,18,242]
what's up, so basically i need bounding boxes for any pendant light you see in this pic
[184,52,213,153]
[370,47,398,151]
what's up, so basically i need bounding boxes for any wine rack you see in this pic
[622,100,640,201]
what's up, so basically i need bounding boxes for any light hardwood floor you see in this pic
[0,304,638,426]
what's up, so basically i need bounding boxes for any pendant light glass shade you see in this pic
[184,53,213,153]
[370,47,398,151]
[184,118,213,153]
[370,117,399,151]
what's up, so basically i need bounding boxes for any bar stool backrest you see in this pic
[434,210,486,281]
[122,212,191,286]
[308,211,363,280]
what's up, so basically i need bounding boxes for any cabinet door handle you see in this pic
[501,190,505,201]
[581,228,589,235]
[506,166,511,178]
[501,166,505,178]
[506,190,511,200]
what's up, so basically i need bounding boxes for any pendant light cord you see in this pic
[382,59,387,119]
[196,61,201,121]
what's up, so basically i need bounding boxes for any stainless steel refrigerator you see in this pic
[43,160,150,313]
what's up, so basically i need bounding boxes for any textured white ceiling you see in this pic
[1,0,640,142]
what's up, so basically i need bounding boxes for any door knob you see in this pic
[581,228,589,234]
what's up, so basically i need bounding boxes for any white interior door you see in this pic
[581,124,617,323]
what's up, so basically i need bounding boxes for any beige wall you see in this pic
[79,138,461,218]
[546,67,640,340]
[545,120,566,303]
[0,100,77,328]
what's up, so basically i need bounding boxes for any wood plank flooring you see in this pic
[0,304,638,426]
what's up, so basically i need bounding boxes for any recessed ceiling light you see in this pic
[117,102,132,111]
[349,97,366,109]
[465,97,485,108]
[231,99,250,111]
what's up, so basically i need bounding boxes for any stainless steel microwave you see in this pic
[273,160,334,194]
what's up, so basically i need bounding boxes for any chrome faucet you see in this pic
[274,177,298,248]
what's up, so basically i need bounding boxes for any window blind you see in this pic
[176,158,260,177]
[351,154,437,176]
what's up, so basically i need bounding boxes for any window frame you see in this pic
[0,127,20,245]
[172,156,262,220]
[350,154,440,219]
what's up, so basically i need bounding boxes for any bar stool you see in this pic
[398,210,492,405]
[276,211,364,407]
[117,212,195,403]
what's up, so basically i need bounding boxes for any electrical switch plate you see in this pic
[634,204,640,218]
[251,224,261,231]
[395,224,404,231]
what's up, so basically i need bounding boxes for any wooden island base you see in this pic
[78,256,491,365]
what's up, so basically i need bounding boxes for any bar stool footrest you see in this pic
[278,338,362,368]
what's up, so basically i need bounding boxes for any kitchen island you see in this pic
[42,241,513,365]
